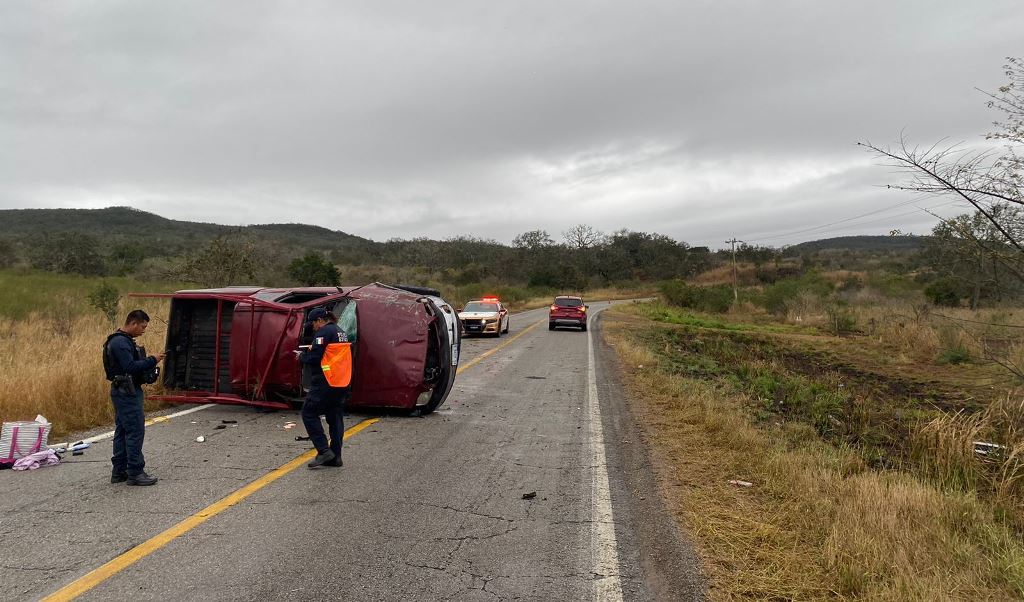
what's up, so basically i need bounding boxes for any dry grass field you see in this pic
[604,297,1024,599]
[0,296,171,439]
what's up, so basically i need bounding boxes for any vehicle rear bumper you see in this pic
[551,317,585,325]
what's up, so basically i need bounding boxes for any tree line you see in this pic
[0,220,715,290]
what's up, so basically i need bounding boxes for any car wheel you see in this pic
[581,323,587,332]
[549,322,556,331]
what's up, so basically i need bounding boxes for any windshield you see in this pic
[555,298,583,307]
[463,302,498,313]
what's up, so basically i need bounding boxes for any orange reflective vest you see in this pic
[320,342,353,388]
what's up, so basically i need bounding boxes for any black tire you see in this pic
[549,322,556,331]
[581,323,587,332]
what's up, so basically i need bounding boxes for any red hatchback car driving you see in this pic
[549,296,588,331]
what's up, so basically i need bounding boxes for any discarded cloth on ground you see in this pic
[12,449,61,471]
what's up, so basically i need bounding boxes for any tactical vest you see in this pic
[103,332,136,381]
[103,332,159,384]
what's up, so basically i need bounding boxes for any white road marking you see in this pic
[587,320,624,601]
[48,404,215,449]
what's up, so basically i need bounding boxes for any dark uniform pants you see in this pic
[301,387,347,459]
[111,389,146,476]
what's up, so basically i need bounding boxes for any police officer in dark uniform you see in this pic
[104,309,165,486]
[297,307,348,468]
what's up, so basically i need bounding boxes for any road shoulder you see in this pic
[593,311,706,601]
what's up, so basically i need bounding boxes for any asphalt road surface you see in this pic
[0,302,704,601]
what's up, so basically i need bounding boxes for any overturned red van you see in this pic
[140,283,460,415]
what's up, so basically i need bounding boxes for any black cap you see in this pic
[307,308,328,322]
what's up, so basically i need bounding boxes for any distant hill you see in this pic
[0,207,371,255]
[784,235,928,255]
[0,207,930,260]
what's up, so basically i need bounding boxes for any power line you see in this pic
[741,199,964,244]
[740,197,928,242]
[795,201,960,236]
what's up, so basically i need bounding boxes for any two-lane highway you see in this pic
[0,302,704,601]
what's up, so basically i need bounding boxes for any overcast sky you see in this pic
[1,2,1021,248]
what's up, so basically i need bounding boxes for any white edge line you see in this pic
[49,404,216,449]
[588,314,624,601]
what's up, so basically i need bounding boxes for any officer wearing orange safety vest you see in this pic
[296,307,351,468]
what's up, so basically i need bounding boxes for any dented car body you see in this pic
[141,283,460,415]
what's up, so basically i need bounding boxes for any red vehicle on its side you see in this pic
[139,283,461,416]
[549,296,588,331]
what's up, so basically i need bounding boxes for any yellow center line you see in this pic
[42,418,380,602]
[457,318,543,375]
[45,317,543,601]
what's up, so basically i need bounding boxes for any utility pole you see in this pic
[725,238,741,304]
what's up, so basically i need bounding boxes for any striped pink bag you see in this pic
[0,421,51,465]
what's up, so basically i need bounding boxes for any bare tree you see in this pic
[562,224,605,250]
[861,57,1023,260]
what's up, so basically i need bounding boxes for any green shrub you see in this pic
[87,281,121,326]
[937,345,971,365]
[924,277,963,307]
[287,253,340,286]
[825,304,858,336]
[758,273,833,315]
[866,272,919,299]
[660,280,733,313]
[0,239,17,269]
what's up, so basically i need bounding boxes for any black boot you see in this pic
[127,471,158,486]
[307,450,336,468]
[111,471,128,484]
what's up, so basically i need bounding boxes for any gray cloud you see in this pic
[1,1,1020,247]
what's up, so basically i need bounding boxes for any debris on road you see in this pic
[12,449,60,471]
[196,436,206,442]
[728,480,753,488]
[50,441,90,454]
[974,441,1005,456]
[222,420,237,424]
[294,435,311,441]
[214,425,226,430]
[283,422,296,430]
[522,491,537,500]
